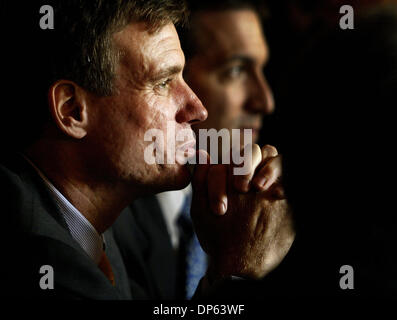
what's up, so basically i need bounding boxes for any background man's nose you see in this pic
[245,72,275,115]
[176,83,208,124]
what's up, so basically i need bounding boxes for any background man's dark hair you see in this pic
[177,0,269,60]
[1,0,187,150]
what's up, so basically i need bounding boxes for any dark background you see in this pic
[1,0,396,298]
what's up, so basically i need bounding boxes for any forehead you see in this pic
[193,9,268,66]
[113,22,184,81]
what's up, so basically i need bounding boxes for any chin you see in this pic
[145,163,192,194]
[166,164,192,190]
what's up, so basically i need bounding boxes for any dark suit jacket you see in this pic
[0,154,131,299]
[113,197,178,299]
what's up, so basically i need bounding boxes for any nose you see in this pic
[175,82,208,125]
[245,71,275,115]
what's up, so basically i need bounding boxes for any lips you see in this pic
[178,140,196,151]
[176,140,196,164]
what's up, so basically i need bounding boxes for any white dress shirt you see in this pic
[156,184,192,249]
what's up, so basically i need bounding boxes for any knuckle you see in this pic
[263,144,278,155]
[260,166,273,178]
[261,145,278,158]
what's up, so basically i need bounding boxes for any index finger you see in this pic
[232,143,262,192]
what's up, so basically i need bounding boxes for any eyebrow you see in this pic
[150,65,183,82]
[222,54,269,67]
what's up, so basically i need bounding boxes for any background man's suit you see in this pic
[113,189,208,300]
[113,199,177,299]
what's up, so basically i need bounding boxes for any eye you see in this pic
[156,78,173,90]
[227,65,243,78]
[221,64,247,82]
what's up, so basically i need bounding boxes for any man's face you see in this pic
[85,23,207,193]
[186,9,274,145]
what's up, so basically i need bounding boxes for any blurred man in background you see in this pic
[113,0,281,299]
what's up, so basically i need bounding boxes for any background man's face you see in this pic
[186,9,274,145]
[85,23,207,193]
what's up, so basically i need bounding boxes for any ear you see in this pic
[48,80,89,139]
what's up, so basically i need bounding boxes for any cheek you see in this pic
[97,95,159,165]
[223,84,247,118]
[146,99,178,137]
[134,96,181,159]
[198,82,247,130]
[126,94,172,136]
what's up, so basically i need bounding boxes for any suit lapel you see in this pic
[6,154,131,299]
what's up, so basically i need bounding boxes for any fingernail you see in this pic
[262,179,272,190]
[220,196,228,215]
[211,201,224,215]
[257,177,267,188]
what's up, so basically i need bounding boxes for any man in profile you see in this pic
[1,0,294,299]
[113,0,286,300]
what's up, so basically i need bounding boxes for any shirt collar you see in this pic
[22,154,104,265]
